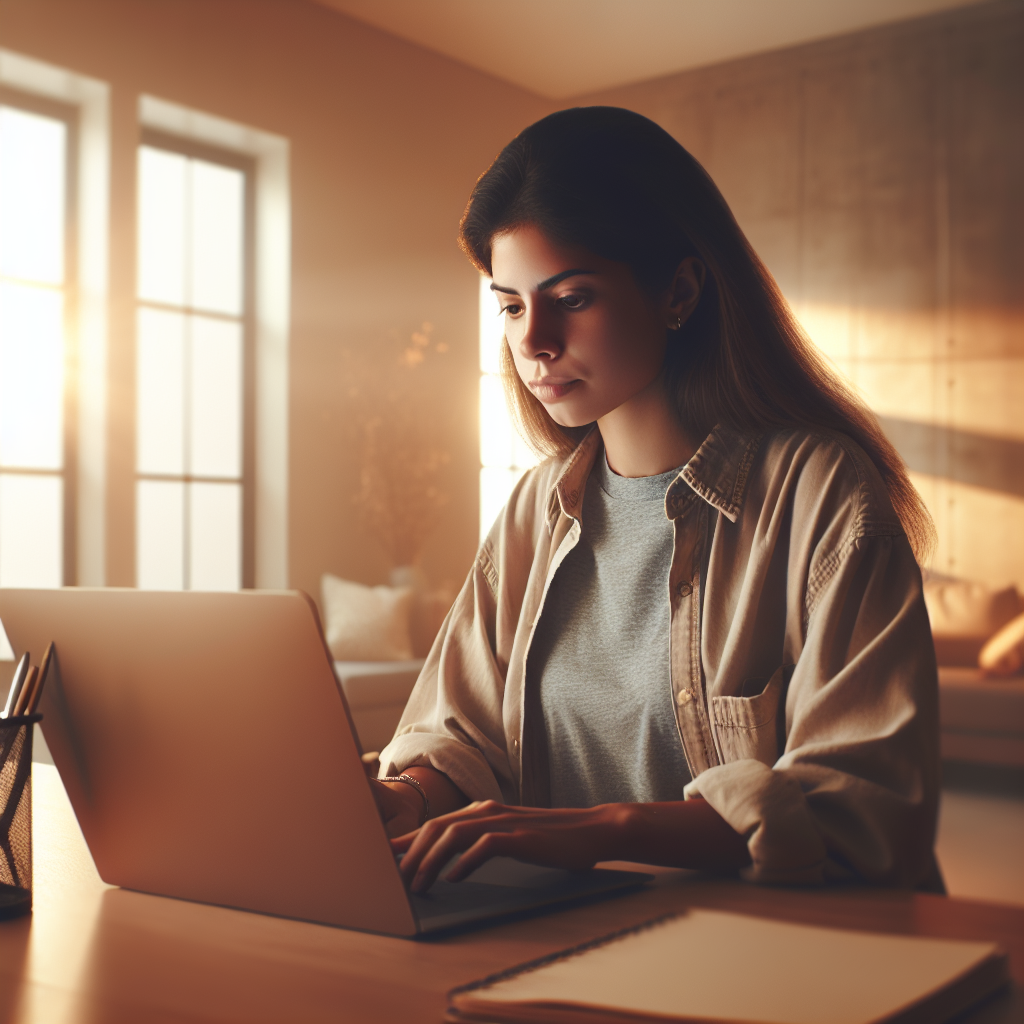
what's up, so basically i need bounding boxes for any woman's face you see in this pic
[489,225,698,429]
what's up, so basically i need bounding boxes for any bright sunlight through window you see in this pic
[479,277,537,542]
[136,144,246,591]
[0,103,67,588]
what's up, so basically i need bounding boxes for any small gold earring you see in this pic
[671,316,683,330]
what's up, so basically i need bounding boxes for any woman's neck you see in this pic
[597,374,697,478]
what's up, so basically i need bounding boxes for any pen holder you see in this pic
[0,714,41,919]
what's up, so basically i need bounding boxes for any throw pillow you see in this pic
[321,573,415,662]
[979,613,1024,677]
[923,578,1022,666]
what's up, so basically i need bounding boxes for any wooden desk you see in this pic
[1,765,1021,1023]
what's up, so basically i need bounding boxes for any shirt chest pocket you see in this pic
[709,665,789,767]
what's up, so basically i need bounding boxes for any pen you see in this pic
[12,666,38,718]
[28,642,54,715]
[2,652,30,719]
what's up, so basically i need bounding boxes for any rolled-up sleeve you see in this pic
[687,532,941,887]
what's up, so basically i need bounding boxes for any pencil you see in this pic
[28,642,54,715]
[12,666,38,718]
[2,652,30,719]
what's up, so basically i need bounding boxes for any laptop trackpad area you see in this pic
[408,856,651,933]
[461,856,576,888]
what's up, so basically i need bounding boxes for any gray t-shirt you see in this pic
[530,454,693,808]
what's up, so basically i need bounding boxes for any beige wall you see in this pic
[2,0,1020,604]
[580,0,1024,589]
[0,0,549,603]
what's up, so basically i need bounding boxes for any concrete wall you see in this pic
[0,0,549,603]
[580,0,1024,589]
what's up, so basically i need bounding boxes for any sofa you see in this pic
[939,668,1024,769]
[927,577,1024,772]
[333,659,423,756]
[327,576,1024,775]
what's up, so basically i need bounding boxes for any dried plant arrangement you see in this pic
[348,322,452,569]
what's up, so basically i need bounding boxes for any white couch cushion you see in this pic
[321,573,414,661]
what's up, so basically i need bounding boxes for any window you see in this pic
[135,137,252,590]
[478,277,537,541]
[0,95,73,588]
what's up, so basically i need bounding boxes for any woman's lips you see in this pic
[529,377,580,401]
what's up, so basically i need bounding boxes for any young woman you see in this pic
[371,106,941,895]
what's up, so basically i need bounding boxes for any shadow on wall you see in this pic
[879,418,1024,499]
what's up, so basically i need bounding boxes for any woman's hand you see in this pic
[393,801,635,892]
[392,798,752,892]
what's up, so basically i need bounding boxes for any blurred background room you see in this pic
[0,0,1020,904]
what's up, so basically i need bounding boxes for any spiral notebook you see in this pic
[446,908,1008,1024]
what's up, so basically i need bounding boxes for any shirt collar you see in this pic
[546,428,602,529]
[677,424,763,523]
[547,424,762,529]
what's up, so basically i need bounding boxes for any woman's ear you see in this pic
[666,257,705,331]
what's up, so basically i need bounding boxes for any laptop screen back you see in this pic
[0,588,416,935]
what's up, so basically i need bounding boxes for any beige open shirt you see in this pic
[379,425,940,887]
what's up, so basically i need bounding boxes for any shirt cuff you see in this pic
[378,733,506,805]
[684,760,828,884]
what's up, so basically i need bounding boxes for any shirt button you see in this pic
[512,738,519,751]
[676,689,694,707]
[677,581,692,597]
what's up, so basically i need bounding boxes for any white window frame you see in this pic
[138,96,290,589]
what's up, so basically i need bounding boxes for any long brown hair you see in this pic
[460,106,934,561]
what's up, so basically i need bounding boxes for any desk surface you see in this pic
[1,765,1021,1024]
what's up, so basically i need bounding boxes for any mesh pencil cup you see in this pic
[0,713,41,919]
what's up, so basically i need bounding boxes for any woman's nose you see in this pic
[515,306,561,362]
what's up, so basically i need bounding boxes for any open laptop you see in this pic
[0,588,649,936]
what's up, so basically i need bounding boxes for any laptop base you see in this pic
[411,858,653,934]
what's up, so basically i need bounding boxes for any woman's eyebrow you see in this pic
[489,268,595,295]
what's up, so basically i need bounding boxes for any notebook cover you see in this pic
[446,908,1009,1024]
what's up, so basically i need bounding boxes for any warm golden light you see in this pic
[479,276,538,540]
[0,104,67,588]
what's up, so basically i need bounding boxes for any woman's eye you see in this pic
[500,303,523,317]
[559,293,586,309]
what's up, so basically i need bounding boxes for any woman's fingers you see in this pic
[405,808,611,892]
[411,821,604,891]
[389,829,420,854]
[448,822,604,879]
[389,801,620,893]
[443,829,542,882]
[408,820,517,892]
[397,801,507,875]
[404,806,519,889]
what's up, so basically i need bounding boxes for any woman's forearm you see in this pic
[402,765,469,819]
[396,773,750,869]
[610,798,751,871]
[391,792,752,890]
